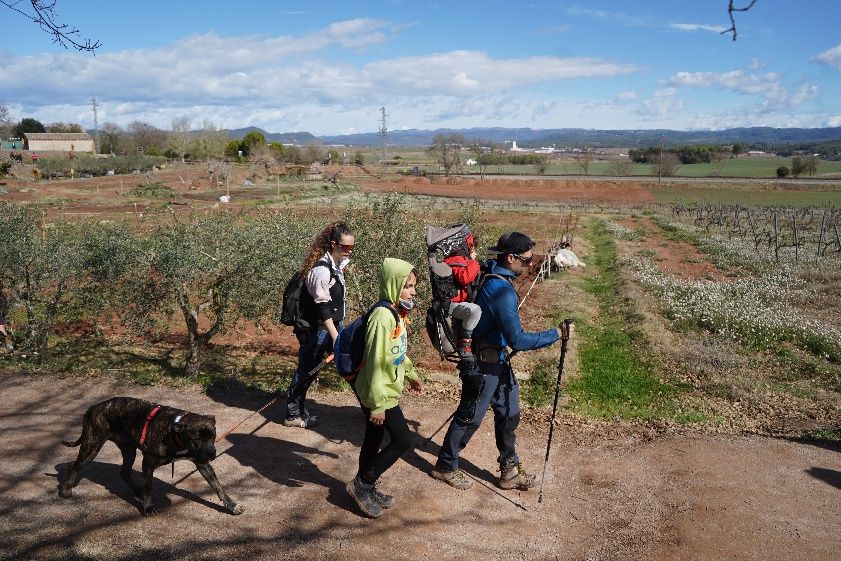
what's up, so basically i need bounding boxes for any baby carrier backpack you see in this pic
[424,224,476,363]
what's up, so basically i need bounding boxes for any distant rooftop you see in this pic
[22,132,92,141]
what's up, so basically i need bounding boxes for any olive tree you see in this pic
[123,209,314,376]
[342,194,433,352]
[0,204,96,355]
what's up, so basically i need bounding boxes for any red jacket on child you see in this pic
[444,254,481,303]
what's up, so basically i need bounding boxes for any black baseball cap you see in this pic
[487,232,535,255]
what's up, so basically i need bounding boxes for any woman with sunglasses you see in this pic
[284,221,355,428]
[432,231,563,491]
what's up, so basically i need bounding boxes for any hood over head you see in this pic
[380,258,415,304]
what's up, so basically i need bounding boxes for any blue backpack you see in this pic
[334,300,399,382]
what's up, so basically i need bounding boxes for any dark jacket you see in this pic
[472,260,559,361]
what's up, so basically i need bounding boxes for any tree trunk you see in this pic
[185,329,202,377]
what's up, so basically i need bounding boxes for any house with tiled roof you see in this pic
[22,132,94,153]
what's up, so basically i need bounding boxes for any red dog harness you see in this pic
[138,405,161,447]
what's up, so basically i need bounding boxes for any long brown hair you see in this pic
[300,221,353,275]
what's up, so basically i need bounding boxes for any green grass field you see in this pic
[361,147,841,179]
[653,185,841,207]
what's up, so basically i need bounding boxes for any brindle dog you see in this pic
[59,397,243,516]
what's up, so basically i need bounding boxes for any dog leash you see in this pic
[215,353,334,443]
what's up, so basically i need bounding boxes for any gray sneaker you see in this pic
[371,484,394,509]
[347,476,383,518]
[499,461,537,490]
[430,468,473,490]
[282,414,318,428]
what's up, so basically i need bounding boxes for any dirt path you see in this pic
[1,371,838,561]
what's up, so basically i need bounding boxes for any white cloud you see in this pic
[667,70,818,112]
[826,114,841,127]
[687,108,827,130]
[749,58,765,70]
[636,88,684,121]
[616,90,637,101]
[668,23,727,33]
[564,7,649,27]
[363,51,637,96]
[0,18,638,132]
[814,43,841,72]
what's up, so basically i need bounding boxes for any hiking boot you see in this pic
[371,484,394,509]
[499,461,537,490]
[430,468,473,490]
[282,414,318,428]
[458,338,475,361]
[346,476,383,518]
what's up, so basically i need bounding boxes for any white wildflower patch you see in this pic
[604,219,641,240]
[629,257,841,363]
[660,215,841,272]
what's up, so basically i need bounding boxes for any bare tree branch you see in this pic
[0,0,101,53]
[721,0,759,41]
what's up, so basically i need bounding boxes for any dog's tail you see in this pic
[61,437,82,447]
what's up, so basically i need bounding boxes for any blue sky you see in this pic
[2,1,840,135]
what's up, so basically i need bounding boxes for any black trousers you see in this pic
[357,404,413,485]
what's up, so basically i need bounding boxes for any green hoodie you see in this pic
[355,258,420,414]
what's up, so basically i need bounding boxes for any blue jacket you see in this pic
[472,260,559,361]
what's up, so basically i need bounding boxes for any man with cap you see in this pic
[430,231,563,491]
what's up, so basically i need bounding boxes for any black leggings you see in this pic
[357,405,413,485]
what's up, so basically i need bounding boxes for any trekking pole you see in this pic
[422,410,455,448]
[215,353,334,443]
[538,319,573,504]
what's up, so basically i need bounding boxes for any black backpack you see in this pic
[334,300,399,382]
[279,262,332,332]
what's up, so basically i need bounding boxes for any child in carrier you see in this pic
[444,233,482,362]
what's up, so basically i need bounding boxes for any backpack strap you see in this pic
[367,300,399,325]
[468,272,508,303]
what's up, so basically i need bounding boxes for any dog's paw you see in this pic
[229,503,244,515]
[58,486,72,498]
[142,505,159,517]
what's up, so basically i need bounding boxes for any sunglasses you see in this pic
[512,253,533,264]
[336,243,354,252]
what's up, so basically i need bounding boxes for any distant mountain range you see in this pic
[225,126,841,148]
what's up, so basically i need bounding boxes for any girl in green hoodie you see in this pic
[347,258,423,518]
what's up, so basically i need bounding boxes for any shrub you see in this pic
[35,155,166,178]
[608,160,634,177]
[776,166,790,178]
[126,182,176,198]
